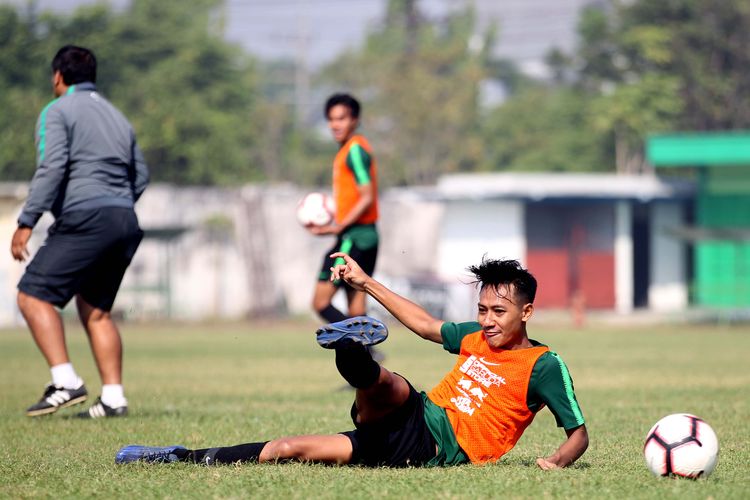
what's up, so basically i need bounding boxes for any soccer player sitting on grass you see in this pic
[116,254,588,469]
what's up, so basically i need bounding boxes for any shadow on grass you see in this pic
[59,408,184,420]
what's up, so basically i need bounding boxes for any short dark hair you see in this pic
[468,258,537,304]
[52,45,97,85]
[325,93,360,119]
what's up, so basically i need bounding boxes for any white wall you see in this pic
[0,201,25,325]
[436,200,525,320]
[0,181,695,325]
[649,202,689,311]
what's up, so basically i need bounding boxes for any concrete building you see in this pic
[431,173,695,315]
[0,172,695,326]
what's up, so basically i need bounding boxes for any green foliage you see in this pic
[4,0,750,184]
[619,0,750,130]
[0,0,264,185]
[321,0,492,185]
[568,0,750,171]
[1,320,749,498]
[480,87,613,172]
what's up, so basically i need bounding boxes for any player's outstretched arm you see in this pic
[536,424,589,470]
[330,252,443,344]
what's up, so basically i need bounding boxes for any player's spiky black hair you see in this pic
[325,93,361,119]
[467,258,537,304]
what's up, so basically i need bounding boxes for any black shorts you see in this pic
[341,381,437,467]
[318,227,378,286]
[18,207,143,310]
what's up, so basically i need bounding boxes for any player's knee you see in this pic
[312,297,329,312]
[17,291,29,311]
[76,296,110,322]
[17,291,39,314]
[264,438,305,460]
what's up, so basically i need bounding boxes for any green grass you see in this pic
[1,319,748,499]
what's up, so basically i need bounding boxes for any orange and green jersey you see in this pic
[422,321,586,465]
[332,134,378,225]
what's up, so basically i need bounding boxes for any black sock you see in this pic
[318,304,347,323]
[335,341,381,389]
[190,442,269,465]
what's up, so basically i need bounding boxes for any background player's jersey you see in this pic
[332,134,378,225]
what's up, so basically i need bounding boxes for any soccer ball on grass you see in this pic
[643,413,718,478]
[297,192,335,227]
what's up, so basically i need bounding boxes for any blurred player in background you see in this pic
[10,45,149,419]
[116,254,588,469]
[307,93,379,326]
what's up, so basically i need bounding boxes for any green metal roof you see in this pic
[648,132,750,167]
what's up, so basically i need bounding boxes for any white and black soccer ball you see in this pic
[296,192,335,227]
[643,413,719,478]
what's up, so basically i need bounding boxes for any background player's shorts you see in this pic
[318,224,378,285]
[341,380,437,467]
[18,207,143,311]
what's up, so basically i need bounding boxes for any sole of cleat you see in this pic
[316,316,388,349]
[26,394,88,417]
[115,445,187,464]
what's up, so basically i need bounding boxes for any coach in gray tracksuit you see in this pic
[11,45,149,419]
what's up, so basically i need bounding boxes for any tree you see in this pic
[570,0,750,171]
[319,0,494,186]
[480,86,613,173]
[0,0,265,185]
[620,0,750,130]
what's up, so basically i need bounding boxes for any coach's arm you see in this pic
[536,424,589,470]
[329,252,444,344]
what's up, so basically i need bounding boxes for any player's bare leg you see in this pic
[76,295,122,385]
[75,295,128,418]
[345,287,367,316]
[313,280,347,323]
[317,315,402,420]
[17,291,69,367]
[117,433,354,465]
[20,291,89,416]
[353,366,410,423]
[259,434,354,464]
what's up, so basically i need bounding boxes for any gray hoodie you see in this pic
[18,82,149,228]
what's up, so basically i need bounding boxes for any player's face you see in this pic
[476,284,533,350]
[327,104,358,145]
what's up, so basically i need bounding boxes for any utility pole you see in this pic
[294,0,311,127]
[404,0,419,56]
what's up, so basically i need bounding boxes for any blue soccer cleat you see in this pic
[316,316,388,349]
[115,445,187,464]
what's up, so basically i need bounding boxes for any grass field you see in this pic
[1,318,748,499]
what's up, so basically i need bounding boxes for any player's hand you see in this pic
[535,457,560,470]
[536,457,559,470]
[11,226,32,262]
[329,252,369,291]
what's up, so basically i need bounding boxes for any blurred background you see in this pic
[0,0,748,325]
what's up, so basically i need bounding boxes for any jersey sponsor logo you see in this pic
[450,394,476,416]
[450,356,504,416]
[459,355,506,388]
[479,357,501,366]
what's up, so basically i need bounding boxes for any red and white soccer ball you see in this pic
[296,192,335,227]
[643,413,719,479]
